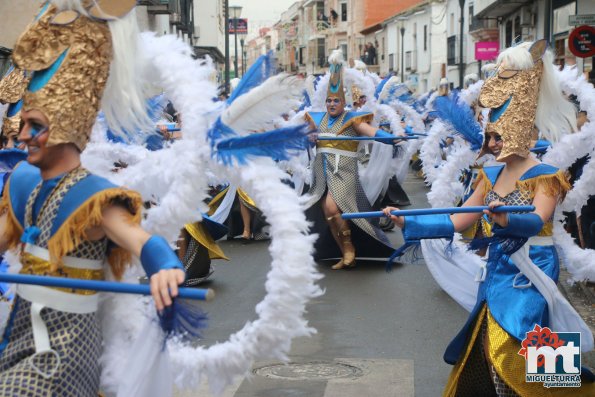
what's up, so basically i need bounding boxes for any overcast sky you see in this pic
[231,0,297,39]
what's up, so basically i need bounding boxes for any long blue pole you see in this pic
[0,273,214,301]
[342,205,535,220]
[317,136,418,141]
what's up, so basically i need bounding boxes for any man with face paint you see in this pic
[385,40,594,395]
[304,50,395,270]
[0,2,185,395]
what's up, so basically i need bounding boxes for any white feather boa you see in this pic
[458,80,484,106]
[80,32,323,395]
[543,67,595,282]
[389,100,425,134]
[427,137,478,208]
[419,120,450,184]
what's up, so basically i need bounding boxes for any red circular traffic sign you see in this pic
[569,25,595,58]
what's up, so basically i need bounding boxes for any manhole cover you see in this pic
[254,362,363,380]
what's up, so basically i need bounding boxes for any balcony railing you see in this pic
[469,16,498,33]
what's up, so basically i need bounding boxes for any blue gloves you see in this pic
[140,236,185,277]
[403,214,455,241]
[374,129,397,144]
[493,213,544,238]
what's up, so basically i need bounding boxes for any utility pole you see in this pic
[400,26,405,83]
[224,0,230,95]
[459,0,465,88]
[234,17,239,78]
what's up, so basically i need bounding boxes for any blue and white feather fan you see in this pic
[227,51,275,105]
[214,124,310,166]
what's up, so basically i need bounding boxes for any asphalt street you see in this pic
[177,172,470,397]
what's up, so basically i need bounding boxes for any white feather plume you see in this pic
[328,49,344,66]
[221,74,304,133]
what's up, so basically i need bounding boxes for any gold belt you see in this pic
[316,139,359,152]
[20,252,104,295]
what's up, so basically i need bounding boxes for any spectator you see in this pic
[330,8,338,26]
[317,11,328,29]
[367,42,376,65]
[361,43,369,64]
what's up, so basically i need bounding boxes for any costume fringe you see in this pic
[517,170,570,202]
[473,168,570,203]
[337,113,374,135]
[46,188,143,280]
[0,182,23,250]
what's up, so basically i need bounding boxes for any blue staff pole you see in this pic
[317,136,418,141]
[0,273,214,301]
[342,205,535,220]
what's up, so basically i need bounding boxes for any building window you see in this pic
[447,35,456,66]
[389,53,394,71]
[505,20,513,48]
[340,42,348,61]
[406,51,412,70]
[450,13,455,34]
[317,38,326,67]
[469,5,474,24]
[341,2,347,22]
[424,25,428,51]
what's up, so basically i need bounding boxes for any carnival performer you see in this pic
[385,40,594,395]
[0,3,187,395]
[0,66,29,149]
[305,50,395,269]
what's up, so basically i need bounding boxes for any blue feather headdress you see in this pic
[431,93,483,150]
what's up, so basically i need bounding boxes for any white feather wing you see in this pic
[221,74,304,133]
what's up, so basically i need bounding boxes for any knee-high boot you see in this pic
[328,214,356,270]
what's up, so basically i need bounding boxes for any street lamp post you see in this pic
[240,36,245,76]
[224,0,230,95]
[230,6,243,79]
[400,26,405,83]
[459,0,465,88]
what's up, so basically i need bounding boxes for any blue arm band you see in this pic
[403,214,455,240]
[140,236,185,277]
[374,129,395,144]
[493,213,544,238]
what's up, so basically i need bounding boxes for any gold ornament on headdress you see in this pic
[0,67,30,142]
[478,40,547,161]
[0,67,29,104]
[11,1,136,152]
[327,50,346,103]
[351,86,363,103]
